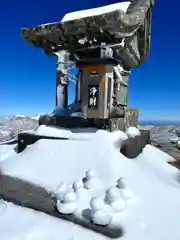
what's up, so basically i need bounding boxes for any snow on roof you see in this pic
[1,126,180,239]
[61,1,130,22]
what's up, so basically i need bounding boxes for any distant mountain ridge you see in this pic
[6,115,40,121]
[140,120,180,126]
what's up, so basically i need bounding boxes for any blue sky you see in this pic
[0,0,179,122]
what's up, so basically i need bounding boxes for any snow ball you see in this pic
[111,198,126,213]
[56,200,77,215]
[105,187,121,203]
[63,191,77,203]
[86,169,97,180]
[57,182,68,193]
[76,188,88,200]
[55,182,69,200]
[117,177,129,189]
[91,210,112,226]
[84,178,100,190]
[126,127,141,138]
[73,180,84,191]
[90,197,104,211]
[121,189,133,200]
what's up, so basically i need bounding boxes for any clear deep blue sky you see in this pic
[0,0,179,121]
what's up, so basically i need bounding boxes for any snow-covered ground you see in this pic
[0,201,106,240]
[0,125,180,240]
[0,144,17,163]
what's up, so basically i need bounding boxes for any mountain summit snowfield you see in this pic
[0,125,180,240]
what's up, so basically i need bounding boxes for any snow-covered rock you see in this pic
[126,127,141,138]
[90,197,112,226]
[56,191,78,215]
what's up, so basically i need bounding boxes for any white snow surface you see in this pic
[0,126,180,239]
[36,125,98,140]
[61,1,130,22]
[0,144,17,163]
[0,201,106,240]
